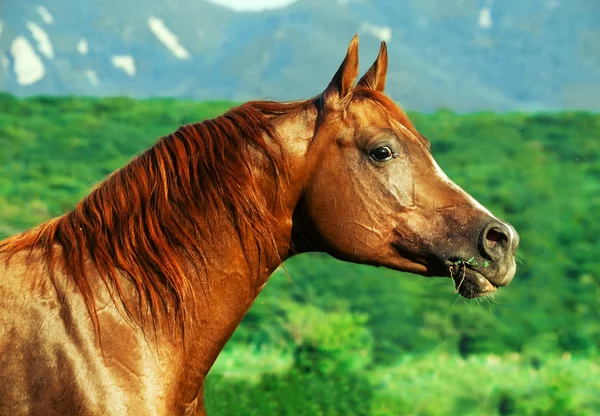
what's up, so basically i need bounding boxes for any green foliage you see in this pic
[209,344,293,382]
[283,301,373,374]
[370,352,600,416]
[206,301,374,415]
[0,93,234,236]
[1,94,598,414]
[205,349,600,415]
[206,370,373,416]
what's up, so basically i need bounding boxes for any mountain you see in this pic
[1,0,599,112]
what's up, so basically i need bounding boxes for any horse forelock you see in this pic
[0,101,300,338]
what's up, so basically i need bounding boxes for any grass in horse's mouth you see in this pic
[449,261,468,293]
[448,260,497,297]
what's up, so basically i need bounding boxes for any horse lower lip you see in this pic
[477,276,497,293]
[452,267,497,298]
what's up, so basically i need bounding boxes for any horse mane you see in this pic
[0,90,416,338]
[0,99,313,336]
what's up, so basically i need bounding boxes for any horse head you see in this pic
[292,36,519,298]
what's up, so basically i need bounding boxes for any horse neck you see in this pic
[192,102,321,299]
[266,103,321,227]
[175,103,320,378]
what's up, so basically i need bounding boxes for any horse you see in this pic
[0,35,519,415]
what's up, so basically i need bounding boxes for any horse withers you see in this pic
[0,35,518,415]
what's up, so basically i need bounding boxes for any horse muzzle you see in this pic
[445,219,519,298]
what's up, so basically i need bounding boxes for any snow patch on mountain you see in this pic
[478,7,492,29]
[111,55,136,76]
[77,38,88,55]
[148,17,191,59]
[361,23,392,42]
[37,6,54,24]
[26,22,54,59]
[204,0,299,12]
[10,36,45,86]
[85,69,99,85]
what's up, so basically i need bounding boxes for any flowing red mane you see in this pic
[0,100,313,334]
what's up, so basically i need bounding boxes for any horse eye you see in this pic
[370,146,394,162]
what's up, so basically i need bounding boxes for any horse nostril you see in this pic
[480,222,511,260]
[486,228,508,249]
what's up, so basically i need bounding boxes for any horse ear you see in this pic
[322,35,360,110]
[357,41,388,92]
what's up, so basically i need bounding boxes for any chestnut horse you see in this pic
[0,36,519,415]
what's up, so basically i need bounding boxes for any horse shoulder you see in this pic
[0,248,173,415]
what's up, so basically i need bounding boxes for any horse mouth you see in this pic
[447,261,497,298]
[389,241,500,298]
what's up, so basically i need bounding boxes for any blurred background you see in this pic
[1,0,599,415]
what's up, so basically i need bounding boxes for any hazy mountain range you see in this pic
[1,0,599,112]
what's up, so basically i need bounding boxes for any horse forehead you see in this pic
[348,99,401,130]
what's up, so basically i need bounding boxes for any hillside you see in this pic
[1,0,599,112]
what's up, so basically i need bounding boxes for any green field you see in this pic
[1,93,598,415]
